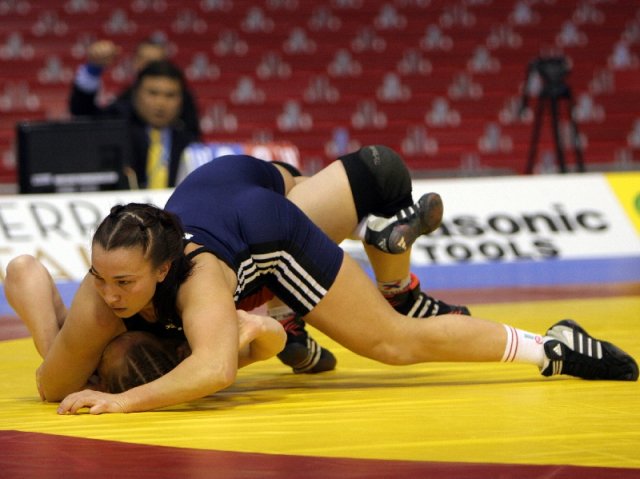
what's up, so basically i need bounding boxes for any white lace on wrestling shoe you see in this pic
[364,192,443,254]
[541,319,638,381]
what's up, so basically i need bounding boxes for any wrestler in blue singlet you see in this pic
[164,155,344,316]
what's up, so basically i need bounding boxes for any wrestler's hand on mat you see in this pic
[57,389,127,415]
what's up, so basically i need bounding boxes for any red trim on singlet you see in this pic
[236,287,275,311]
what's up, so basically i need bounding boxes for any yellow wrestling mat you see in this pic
[1,296,639,469]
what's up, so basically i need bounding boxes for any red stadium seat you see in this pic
[0,0,638,183]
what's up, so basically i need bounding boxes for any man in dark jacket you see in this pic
[70,59,198,188]
[69,38,200,138]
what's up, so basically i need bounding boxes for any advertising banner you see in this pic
[0,172,638,290]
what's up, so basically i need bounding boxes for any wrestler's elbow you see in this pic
[37,366,85,402]
[218,367,237,391]
[39,380,71,402]
[204,362,238,393]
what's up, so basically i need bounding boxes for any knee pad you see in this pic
[339,145,413,221]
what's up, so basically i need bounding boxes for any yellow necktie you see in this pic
[146,128,168,189]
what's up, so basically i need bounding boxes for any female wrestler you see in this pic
[6,146,637,414]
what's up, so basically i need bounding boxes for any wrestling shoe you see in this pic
[386,274,471,318]
[541,319,638,381]
[277,315,337,374]
[364,192,443,254]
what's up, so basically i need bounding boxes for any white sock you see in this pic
[501,324,546,367]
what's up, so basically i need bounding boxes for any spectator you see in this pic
[69,38,201,138]
[71,59,198,189]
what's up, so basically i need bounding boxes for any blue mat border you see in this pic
[1,256,639,315]
[411,255,640,289]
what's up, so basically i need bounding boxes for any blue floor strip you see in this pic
[410,256,640,289]
[1,256,639,316]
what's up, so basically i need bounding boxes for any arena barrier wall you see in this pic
[0,171,638,314]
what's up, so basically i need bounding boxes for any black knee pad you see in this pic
[339,145,413,221]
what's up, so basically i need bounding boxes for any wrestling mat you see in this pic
[1,290,639,478]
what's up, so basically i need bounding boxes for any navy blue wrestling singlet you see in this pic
[164,155,344,315]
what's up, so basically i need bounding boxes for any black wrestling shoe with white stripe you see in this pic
[541,319,638,381]
[397,290,471,317]
[387,274,471,318]
[277,315,337,374]
[364,192,443,254]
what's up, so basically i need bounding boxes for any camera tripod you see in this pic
[521,56,585,174]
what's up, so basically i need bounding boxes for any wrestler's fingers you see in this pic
[57,392,88,415]
[57,390,107,415]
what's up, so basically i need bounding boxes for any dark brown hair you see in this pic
[99,332,185,393]
[93,203,193,327]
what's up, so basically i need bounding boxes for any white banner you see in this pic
[0,173,638,282]
[0,190,171,282]
[408,173,639,265]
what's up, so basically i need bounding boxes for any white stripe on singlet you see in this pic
[236,250,328,311]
